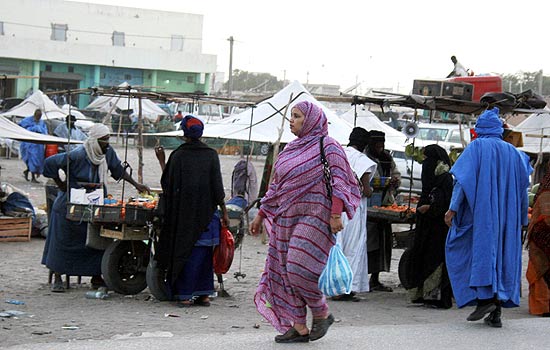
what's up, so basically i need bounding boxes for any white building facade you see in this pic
[0,0,216,108]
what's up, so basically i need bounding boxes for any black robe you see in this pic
[156,140,225,284]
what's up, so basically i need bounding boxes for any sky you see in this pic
[77,0,550,94]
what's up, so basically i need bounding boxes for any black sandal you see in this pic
[309,314,334,341]
[274,328,310,343]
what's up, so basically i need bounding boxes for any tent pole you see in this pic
[137,97,143,184]
[269,93,293,186]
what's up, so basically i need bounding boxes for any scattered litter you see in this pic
[31,330,52,335]
[228,304,240,308]
[111,331,173,340]
[253,323,260,329]
[200,315,209,320]
[231,325,244,329]
[5,299,25,305]
[61,325,80,330]
[164,313,180,318]
[334,318,342,323]
[0,310,26,318]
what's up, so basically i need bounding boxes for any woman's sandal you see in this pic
[331,293,361,302]
[309,314,335,341]
[194,296,211,307]
[274,328,310,343]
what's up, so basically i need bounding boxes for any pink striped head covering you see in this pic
[261,100,360,221]
[294,101,328,139]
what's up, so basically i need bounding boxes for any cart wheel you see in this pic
[101,240,149,295]
[146,259,171,301]
[398,248,414,290]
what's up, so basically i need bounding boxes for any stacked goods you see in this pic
[372,203,416,214]
[94,193,158,225]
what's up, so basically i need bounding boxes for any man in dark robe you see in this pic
[156,115,229,307]
[366,130,401,292]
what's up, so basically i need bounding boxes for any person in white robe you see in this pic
[334,127,377,301]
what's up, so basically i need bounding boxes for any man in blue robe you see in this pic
[41,124,149,292]
[444,107,532,327]
[18,109,48,183]
[53,114,88,152]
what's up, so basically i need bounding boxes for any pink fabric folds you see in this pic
[254,101,360,333]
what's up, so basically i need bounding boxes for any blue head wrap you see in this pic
[180,114,204,139]
[475,107,503,138]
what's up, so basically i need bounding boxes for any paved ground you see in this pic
[0,143,546,349]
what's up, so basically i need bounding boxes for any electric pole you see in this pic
[227,36,234,97]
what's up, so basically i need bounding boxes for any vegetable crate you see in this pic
[66,203,96,223]
[124,206,155,226]
[0,216,32,242]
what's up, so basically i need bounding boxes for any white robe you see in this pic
[336,147,377,292]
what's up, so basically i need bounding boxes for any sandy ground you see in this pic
[0,144,536,348]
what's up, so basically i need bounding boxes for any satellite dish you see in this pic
[402,122,419,139]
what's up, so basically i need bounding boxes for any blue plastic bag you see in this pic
[318,243,353,296]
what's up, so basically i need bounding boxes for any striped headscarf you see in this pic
[261,101,360,220]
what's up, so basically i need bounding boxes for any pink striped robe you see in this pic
[254,101,361,333]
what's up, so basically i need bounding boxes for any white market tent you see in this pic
[152,81,354,145]
[84,82,168,121]
[514,112,550,154]
[339,108,408,152]
[0,90,95,131]
[0,115,83,144]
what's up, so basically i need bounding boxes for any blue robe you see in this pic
[445,137,532,308]
[53,124,88,152]
[41,146,124,276]
[18,116,48,174]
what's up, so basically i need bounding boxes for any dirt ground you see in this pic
[0,144,535,348]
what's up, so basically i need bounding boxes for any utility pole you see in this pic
[227,36,234,97]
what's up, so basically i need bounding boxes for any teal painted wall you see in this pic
[1,57,210,108]
[0,58,34,97]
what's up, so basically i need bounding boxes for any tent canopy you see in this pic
[514,112,550,154]
[0,90,83,120]
[0,116,83,144]
[150,81,354,145]
[84,82,168,121]
[0,90,96,130]
[339,108,407,152]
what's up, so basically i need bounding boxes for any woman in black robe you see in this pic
[406,144,454,309]
[155,115,229,307]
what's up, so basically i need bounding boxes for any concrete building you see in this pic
[0,0,216,108]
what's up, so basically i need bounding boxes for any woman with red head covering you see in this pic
[250,101,361,343]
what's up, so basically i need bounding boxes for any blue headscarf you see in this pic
[180,114,204,139]
[474,107,503,138]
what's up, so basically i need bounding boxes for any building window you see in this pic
[68,66,74,73]
[0,22,4,35]
[124,74,132,80]
[187,75,195,83]
[112,31,125,47]
[45,65,52,72]
[51,23,68,41]
[170,35,184,51]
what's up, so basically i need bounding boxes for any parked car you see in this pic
[414,122,471,151]
[391,150,422,195]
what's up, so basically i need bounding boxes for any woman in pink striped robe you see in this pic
[250,101,361,343]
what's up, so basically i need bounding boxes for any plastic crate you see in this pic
[66,203,95,223]
[124,206,154,226]
[93,206,124,224]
